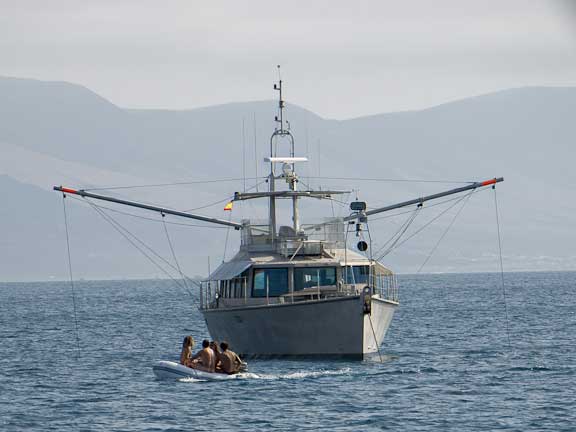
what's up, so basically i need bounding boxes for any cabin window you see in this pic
[345,266,370,284]
[252,268,289,297]
[294,267,336,291]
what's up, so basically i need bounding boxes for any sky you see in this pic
[1,0,576,119]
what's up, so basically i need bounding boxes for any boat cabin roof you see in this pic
[208,248,392,280]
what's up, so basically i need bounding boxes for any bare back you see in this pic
[196,347,215,372]
[218,350,242,374]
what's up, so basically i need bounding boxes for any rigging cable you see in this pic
[161,213,193,297]
[183,177,269,213]
[493,186,512,351]
[67,197,228,229]
[242,117,247,193]
[368,313,384,364]
[372,205,422,260]
[306,176,475,184]
[84,199,200,300]
[364,219,384,364]
[376,189,484,261]
[71,195,204,297]
[416,191,473,274]
[222,211,233,264]
[82,177,267,192]
[369,188,485,222]
[254,112,259,192]
[61,193,81,359]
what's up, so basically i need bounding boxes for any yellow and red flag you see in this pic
[223,201,233,211]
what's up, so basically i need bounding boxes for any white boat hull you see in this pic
[202,295,397,357]
[152,361,239,381]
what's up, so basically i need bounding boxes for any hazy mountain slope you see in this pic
[0,76,328,179]
[0,76,134,169]
[1,76,575,280]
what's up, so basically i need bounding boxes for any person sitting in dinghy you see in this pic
[209,341,222,372]
[179,336,194,367]
[217,342,242,375]
[190,339,216,372]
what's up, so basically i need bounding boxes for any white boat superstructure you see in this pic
[200,223,399,357]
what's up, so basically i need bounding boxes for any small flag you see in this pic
[224,201,233,211]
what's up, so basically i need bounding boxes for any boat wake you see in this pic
[177,367,352,383]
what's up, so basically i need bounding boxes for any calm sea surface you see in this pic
[0,272,574,431]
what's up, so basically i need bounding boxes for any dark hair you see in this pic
[220,341,229,351]
[202,339,210,348]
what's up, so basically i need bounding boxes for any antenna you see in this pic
[242,117,246,193]
[273,65,286,133]
[253,112,258,192]
[269,65,295,239]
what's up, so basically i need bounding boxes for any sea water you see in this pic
[0,272,574,431]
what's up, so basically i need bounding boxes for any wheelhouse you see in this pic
[200,247,398,310]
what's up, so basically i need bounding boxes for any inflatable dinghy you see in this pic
[152,360,246,381]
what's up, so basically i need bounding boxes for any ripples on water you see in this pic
[0,272,574,431]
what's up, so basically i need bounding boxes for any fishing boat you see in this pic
[54,75,503,358]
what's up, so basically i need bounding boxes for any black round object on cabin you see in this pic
[357,241,368,252]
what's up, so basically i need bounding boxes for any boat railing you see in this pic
[340,272,398,303]
[240,218,346,254]
[371,272,399,303]
[200,276,249,310]
[300,219,346,252]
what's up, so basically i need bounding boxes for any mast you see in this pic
[269,66,300,239]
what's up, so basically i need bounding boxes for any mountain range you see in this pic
[1,75,575,281]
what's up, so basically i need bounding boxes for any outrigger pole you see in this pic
[53,186,243,229]
[345,177,504,221]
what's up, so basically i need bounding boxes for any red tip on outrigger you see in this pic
[53,186,78,194]
[480,178,498,187]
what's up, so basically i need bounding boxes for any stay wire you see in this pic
[98,203,200,290]
[372,206,422,260]
[222,211,233,263]
[416,191,473,274]
[77,196,202,296]
[369,189,482,220]
[82,177,267,191]
[376,190,478,260]
[183,177,268,212]
[161,213,194,297]
[67,196,204,291]
[67,195,227,229]
[61,194,81,359]
[85,199,199,299]
[183,196,236,213]
[297,178,352,208]
[86,200,181,275]
[493,186,512,351]
[369,314,384,363]
[306,176,474,184]
[89,202,184,289]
